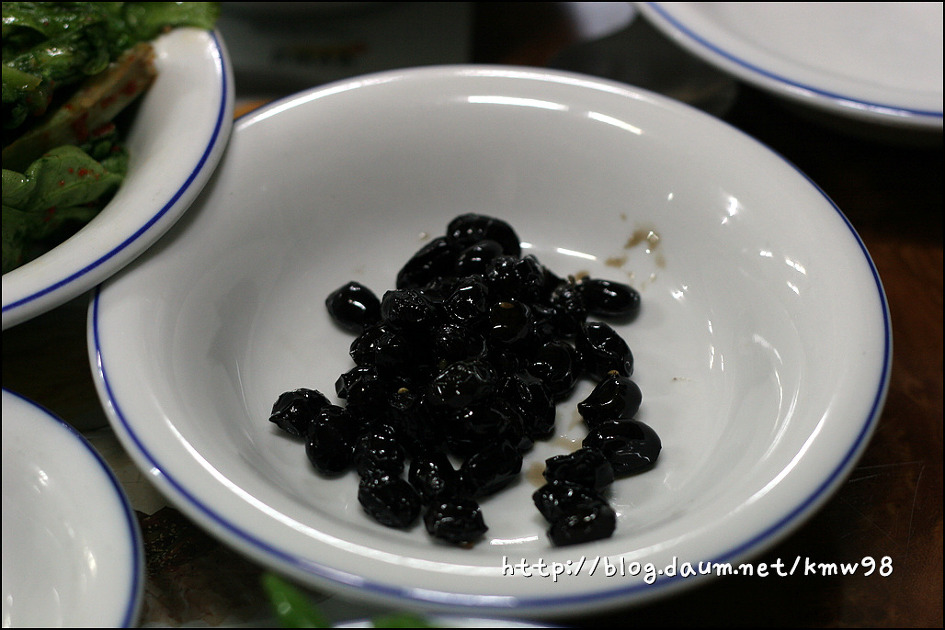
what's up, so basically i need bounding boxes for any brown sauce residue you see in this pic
[526,462,546,487]
[624,226,665,270]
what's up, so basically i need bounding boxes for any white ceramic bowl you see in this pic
[637,2,944,131]
[2,389,144,627]
[88,66,891,619]
[1,27,234,330]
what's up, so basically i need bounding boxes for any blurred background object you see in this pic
[219,2,474,101]
[219,2,738,117]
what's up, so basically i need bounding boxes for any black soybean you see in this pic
[576,321,634,380]
[455,239,504,276]
[271,214,655,548]
[269,388,332,437]
[459,440,523,497]
[501,372,556,441]
[583,419,661,476]
[409,450,460,504]
[354,426,406,479]
[446,213,521,257]
[428,360,497,409]
[526,339,582,401]
[543,447,614,492]
[547,500,616,546]
[424,497,488,545]
[577,278,641,320]
[325,281,381,333]
[532,479,609,523]
[396,236,457,289]
[577,371,643,428]
[358,475,422,528]
[305,404,359,476]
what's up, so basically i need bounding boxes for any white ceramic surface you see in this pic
[89,66,891,618]
[1,389,144,627]
[637,2,943,130]
[1,27,234,330]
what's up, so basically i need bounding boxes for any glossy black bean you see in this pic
[424,497,488,545]
[548,282,588,338]
[337,368,390,418]
[396,236,458,290]
[514,255,550,303]
[446,214,521,257]
[269,388,332,437]
[526,339,582,401]
[500,372,556,440]
[543,447,614,492]
[482,344,524,377]
[577,372,642,428]
[408,450,460,504]
[443,276,491,327]
[325,281,381,333]
[335,365,373,399]
[454,239,504,276]
[546,500,616,546]
[532,479,608,523]
[369,328,417,378]
[459,440,523,497]
[379,288,440,334]
[575,321,633,380]
[488,300,533,345]
[441,400,515,458]
[304,405,359,476]
[428,360,497,409]
[430,323,487,366]
[354,425,406,479]
[583,419,661,476]
[358,474,422,528]
[577,278,641,320]
[485,255,545,302]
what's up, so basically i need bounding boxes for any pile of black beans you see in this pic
[268,214,661,547]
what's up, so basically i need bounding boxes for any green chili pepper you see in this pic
[261,572,331,628]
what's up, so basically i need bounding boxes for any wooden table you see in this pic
[4,4,941,627]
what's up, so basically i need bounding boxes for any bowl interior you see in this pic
[92,67,888,613]
[2,390,142,627]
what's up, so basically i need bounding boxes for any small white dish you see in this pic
[637,2,943,131]
[1,389,144,627]
[1,27,234,330]
[89,66,890,619]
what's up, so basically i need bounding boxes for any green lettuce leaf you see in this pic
[2,143,123,273]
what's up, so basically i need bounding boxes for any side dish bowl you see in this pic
[637,2,943,132]
[2,389,144,627]
[88,66,890,618]
[1,27,234,330]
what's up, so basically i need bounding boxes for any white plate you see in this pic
[637,2,943,130]
[88,66,891,619]
[1,389,144,627]
[1,27,234,330]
